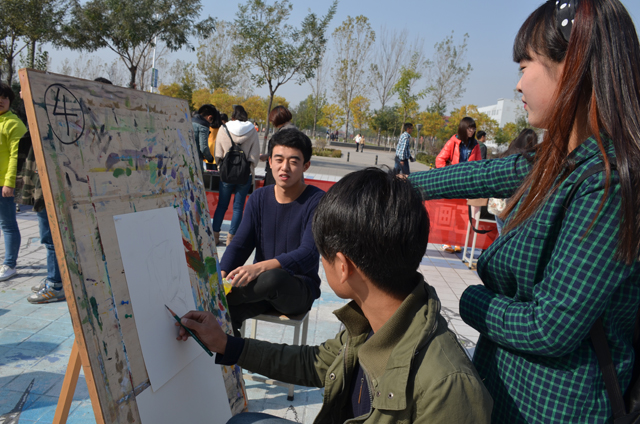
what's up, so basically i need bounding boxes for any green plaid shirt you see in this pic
[410,137,640,424]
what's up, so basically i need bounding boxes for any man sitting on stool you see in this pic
[220,129,324,336]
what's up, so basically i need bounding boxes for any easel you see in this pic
[53,341,104,424]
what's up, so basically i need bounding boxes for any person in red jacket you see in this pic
[436,117,482,253]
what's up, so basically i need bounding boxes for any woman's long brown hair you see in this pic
[503,0,640,264]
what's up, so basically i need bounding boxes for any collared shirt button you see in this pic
[329,373,336,380]
[376,391,381,397]
[388,392,394,399]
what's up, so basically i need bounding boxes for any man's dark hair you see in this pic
[231,104,248,121]
[197,104,221,128]
[94,77,113,85]
[403,122,414,132]
[269,128,312,163]
[313,167,430,298]
[0,82,15,104]
[220,113,228,123]
[476,130,487,139]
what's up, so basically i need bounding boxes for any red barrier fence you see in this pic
[205,179,498,250]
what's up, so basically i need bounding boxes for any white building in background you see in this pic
[478,98,523,149]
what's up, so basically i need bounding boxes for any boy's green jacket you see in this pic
[237,276,493,423]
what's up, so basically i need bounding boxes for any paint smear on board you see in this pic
[90,297,103,331]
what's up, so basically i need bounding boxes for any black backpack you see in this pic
[218,124,251,185]
[555,161,640,423]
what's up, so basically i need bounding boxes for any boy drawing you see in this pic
[177,168,493,423]
[220,129,324,336]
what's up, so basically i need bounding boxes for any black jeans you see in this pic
[226,269,315,337]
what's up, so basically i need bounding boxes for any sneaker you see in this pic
[0,265,17,281]
[31,280,46,292]
[443,245,462,253]
[28,285,65,304]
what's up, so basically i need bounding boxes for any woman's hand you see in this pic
[2,186,14,197]
[259,154,269,162]
[176,310,227,354]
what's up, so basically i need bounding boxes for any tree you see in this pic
[20,0,69,69]
[242,95,267,127]
[417,111,445,154]
[332,15,375,142]
[292,95,316,130]
[234,0,337,153]
[370,106,402,147]
[0,0,26,85]
[196,20,241,91]
[65,0,215,89]
[191,88,241,115]
[393,51,428,124]
[318,103,345,133]
[307,58,328,138]
[494,122,521,145]
[427,32,473,115]
[369,26,409,145]
[350,96,371,133]
[158,62,198,109]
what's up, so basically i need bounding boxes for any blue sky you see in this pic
[51,0,640,114]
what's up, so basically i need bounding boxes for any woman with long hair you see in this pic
[410,1,640,422]
[435,116,483,253]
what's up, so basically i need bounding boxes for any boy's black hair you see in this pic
[220,113,228,123]
[477,130,487,139]
[269,128,312,164]
[403,122,414,132]
[0,82,15,104]
[313,167,430,298]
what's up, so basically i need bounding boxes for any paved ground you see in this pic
[0,156,480,424]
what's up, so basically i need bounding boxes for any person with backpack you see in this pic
[212,105,260,246]
[409,1,640,422]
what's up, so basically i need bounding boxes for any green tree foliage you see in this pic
[21,0,68,69]
[196,20,240,91]
[369,106,402,142]
[65,0,215,89]
[494,122,521,145]
[234,0,337,152]
[332,15,375,141]
[293,95,316,130]
[393,51,428,123]
[416,111,445,154]
[427,32,473,116]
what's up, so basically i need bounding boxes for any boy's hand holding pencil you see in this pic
[174,310,228,355]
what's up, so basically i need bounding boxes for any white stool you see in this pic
[240,310,310,401]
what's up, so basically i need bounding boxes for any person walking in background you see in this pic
[192,104,220,171]
[0,83,27,281]
[260,106,296,187]
[436,117,482,253]
[212,105,260,247]
[477,130,488,160]
[410,1,640,421]
[354,133,361,152]
[394,123,413,175]
[360,136,365,152]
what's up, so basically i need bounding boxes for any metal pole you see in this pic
[375,155,378,165]
[347,152,350,162]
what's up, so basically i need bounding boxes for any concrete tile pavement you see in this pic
[0,207,482,424]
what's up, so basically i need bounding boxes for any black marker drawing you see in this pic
[44,84,86,145]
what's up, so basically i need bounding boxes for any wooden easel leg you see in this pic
[53,342,82,424]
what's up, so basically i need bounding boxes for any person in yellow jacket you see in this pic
[0,83,27,281]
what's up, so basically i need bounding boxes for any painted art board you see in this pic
[18,69,247,423]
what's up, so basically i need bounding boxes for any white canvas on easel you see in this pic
[114,207,203,391]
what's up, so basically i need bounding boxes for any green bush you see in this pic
[312,148,342,158]
[416,152,436,168]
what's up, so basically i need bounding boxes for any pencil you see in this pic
[165,305,214,357]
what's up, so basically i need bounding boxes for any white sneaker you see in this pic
[0,265,17,281]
